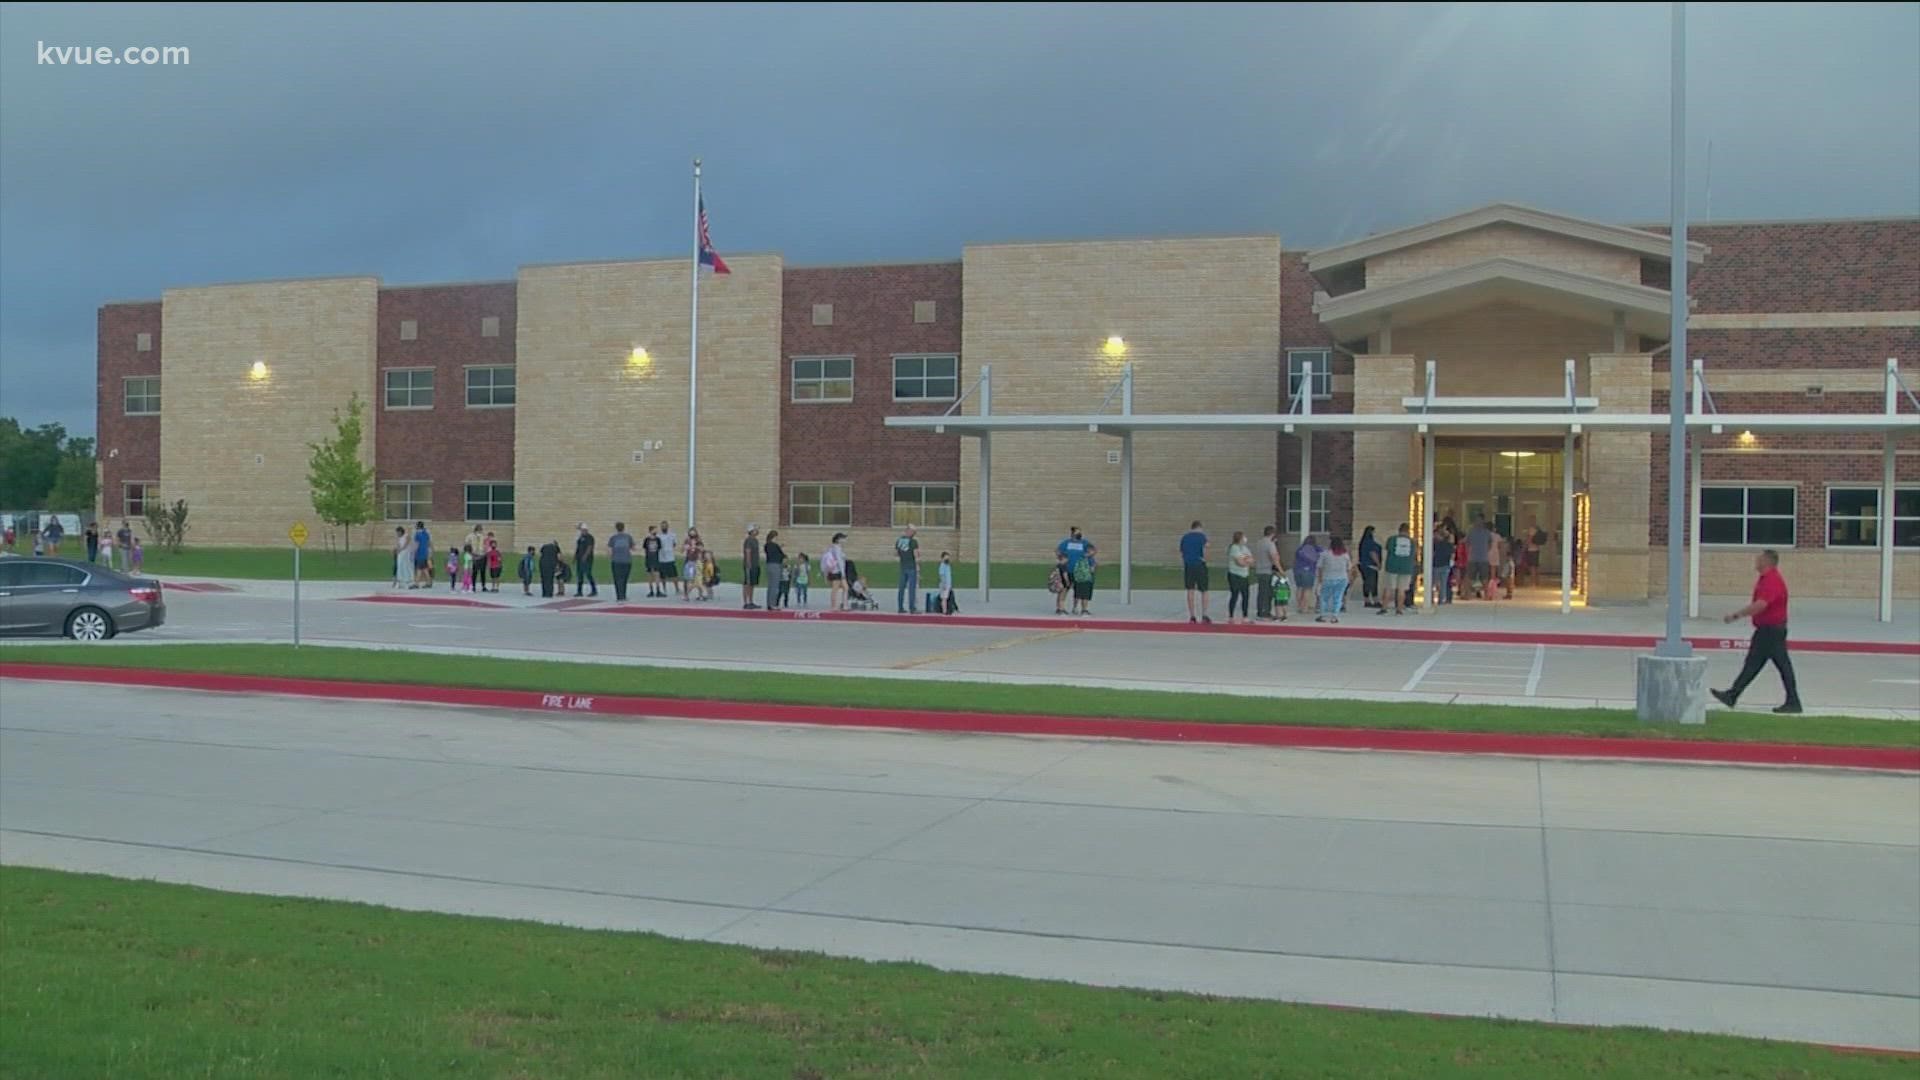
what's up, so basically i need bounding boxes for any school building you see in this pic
[96,203,1919,604]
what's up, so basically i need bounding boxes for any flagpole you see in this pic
[687,158,701,533]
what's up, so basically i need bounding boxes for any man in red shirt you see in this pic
[1711,549,1802,714]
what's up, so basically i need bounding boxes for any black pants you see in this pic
[1255,573,1274,618]
[611,561,632,601]
[575,557,596,595]
[540,569,555,598]
[1727,624,1800,706]
[1228,574,1251,618]
[767,564,785,608]
[1360,565,1379,602]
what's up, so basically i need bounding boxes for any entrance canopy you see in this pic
[1313,258,1677,340]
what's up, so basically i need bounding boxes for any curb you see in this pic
[4,663,1914,773]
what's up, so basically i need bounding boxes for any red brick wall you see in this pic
[1278,252,1354,538]
[1653,220,1920,313]
[374,283,517,523]
[1686,326,1919,370]
[779,263,963,528]
[96,302,162,518]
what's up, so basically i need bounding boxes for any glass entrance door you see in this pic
[1433,445,1568,585]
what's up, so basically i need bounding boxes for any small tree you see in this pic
[45,453,98,512]
[145,499,191,554]
[306,394,376,553]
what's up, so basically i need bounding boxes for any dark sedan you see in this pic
[0,556,166,640]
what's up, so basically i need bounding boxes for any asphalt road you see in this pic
[3,680,1916,1049]
[92,589,1920,716]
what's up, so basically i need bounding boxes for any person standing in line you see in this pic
[1466,516,1494,600]
[937,551,954,614]
[1254,525,1280,621]
[656,521,678,599]
[518,546,536,595]
[486,532,503,593]
[1316,535,1352,623]
[1712,549,1803,714]
[1432,526,1456,605]
[1357,526,1383,609]
[100,526,115,570]
[793,553,811,607]
[574,523,598,598]
[680,530,702,601]
[1070,536,1098,616]
[391,526,410,589]
[413,521,433,588]
[763,529,787,610]
[1180,520,1211,625]
[823,533,848,611]
[537,538,561,598]
[84,522,99,563]
[1292,533,1322,617]
[128,536,143,573]
[895,523,921,615]
[44,516,63,556]
[642,525,664,598]
[116,520,134,571]
[1497,528,1516,600]
[1379,523,1416,616]
[1225,530,1253,624]
[465,523,486,569]
[741,525,763,610]
[607,521,636,602]
[445,546,460,591]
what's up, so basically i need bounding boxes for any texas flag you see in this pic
[697,197,730,275]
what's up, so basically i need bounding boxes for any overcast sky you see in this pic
[2,2,1916,436]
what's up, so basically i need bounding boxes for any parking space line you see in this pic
[1525,645,1546,697]
[1400,642,1451,692]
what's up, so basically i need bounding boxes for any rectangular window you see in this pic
[123,377,161,416]
[892,354,959,401]
[789,482,852,527]
[124,482,158,518]
[891,484,957,528]
[1700,485,1795,546]
[1287,349,1332,402]
[383,368,434,410]
[382,482,432,522]
[466,365,516,408]
[792,357,853,403]
[1285,485,1330,535]
[463,482,514,522]
[1826,487,1920,548]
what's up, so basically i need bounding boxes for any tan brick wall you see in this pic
[513,256,782,551]
[1393,303,1610,397]
[958,237,1282,562]
[1352,354,1419,536]
[1366,224,1642,288]
[1648,547,1920,600]
[159,278,379,547]
[1586,353,1653,603]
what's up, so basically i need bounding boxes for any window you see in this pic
[124,482,158,517]
[789,483,852,527]
[383,368,434,410]
[1700,485,1795,546]
[399,319,418,341]
[9,563,87,587]
[891,484,957,528]
[466,365,516,408]
[1827,487,1920,548]
[1287,349,1332,401]
[792,357,853,403]
[913,300,936,324]
[135,332,152,352]
[812,303,833,326]
[123,377,160,416]
[893,354,958,401]
[463,483,514,522]
[1285,485,1330,535]
[382,482,432,522]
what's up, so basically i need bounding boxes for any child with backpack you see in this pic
[445,547,461,591]
[519,546,536,595]
[1048,551,1070,615]
[937,551,954,615]
[793,554,810,607]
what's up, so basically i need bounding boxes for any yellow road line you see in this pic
[889,626,1082,669]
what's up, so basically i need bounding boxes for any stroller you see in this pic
[843,559,880,611]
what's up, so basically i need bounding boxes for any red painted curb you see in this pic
[4,663,1914,773]
[556,600,1920,656]
[342,594,504,609]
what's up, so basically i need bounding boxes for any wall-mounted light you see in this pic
[1102,336,1128,359]
[628,347,651,370]
[1736,429,1756,447]
[249,361,269,381]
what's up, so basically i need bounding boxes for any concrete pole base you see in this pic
[1635,654,1709,725]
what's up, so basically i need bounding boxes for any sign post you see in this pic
[289,522,308,648]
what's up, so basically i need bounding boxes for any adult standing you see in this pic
[1522,517,1548,588]
[573,523,597,598]
[412,521,433,588]
[485,532,503,592]
[44,516,63,556]
[1432,526,1456,605]
[391,526,410,589]
[537,538,561,598]
[1291,533,1322,617]
[607,522,636,602]
[895,524,920,614]
[656,521,678,599]
[116,520,134,572]
[1058,527,1093,616]
[742,525,763,610]
[84,522,99,564]
[1315,535,1352,624]
[1179,520,1211,625]
[1225,530,1253,624]
[764,529,788,610]
[1254,525,1281,621]
[1379,523,1416,616]
[642,525,664,598]
[1357,526,1383,608]
[1712,550,1803,714]
[1466,517,1494,600]
[824,532,849,611]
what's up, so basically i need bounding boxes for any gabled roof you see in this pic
[1312,257,1678,338]
[1305,202,1708,274]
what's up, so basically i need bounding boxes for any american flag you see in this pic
[697,197,730,275]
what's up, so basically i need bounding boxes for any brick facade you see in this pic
[778,263,963,559]
[95,301,162,519]
[1680,221,1920,313]
[375,283,518,538]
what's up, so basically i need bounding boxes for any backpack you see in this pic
[1072,559,1094,585]
[1272,575,1292,605]
[519,554,534,579]
[1048,568,1065,594]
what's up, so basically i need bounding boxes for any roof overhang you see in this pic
[1305,202,1709,276]
[1312,257,1677,339]
[887,412,1920,438]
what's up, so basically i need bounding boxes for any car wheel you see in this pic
[65,607,114,641]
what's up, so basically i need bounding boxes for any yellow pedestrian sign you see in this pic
[289,522,309,548]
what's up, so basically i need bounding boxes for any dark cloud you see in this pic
[3,1,1915,434]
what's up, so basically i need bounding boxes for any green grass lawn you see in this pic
[5,643,1914,748]
[0,867,1902,1080]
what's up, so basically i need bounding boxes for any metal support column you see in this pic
[1656,0,1692,657]
[1421,430,1435,613]
[976,364,991,606]
[1688,357,1703,618]
[1298,382,1313,543]
[1561,430,1575,614]
[1882,358,1898,623]
[1120,362,1134,605]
